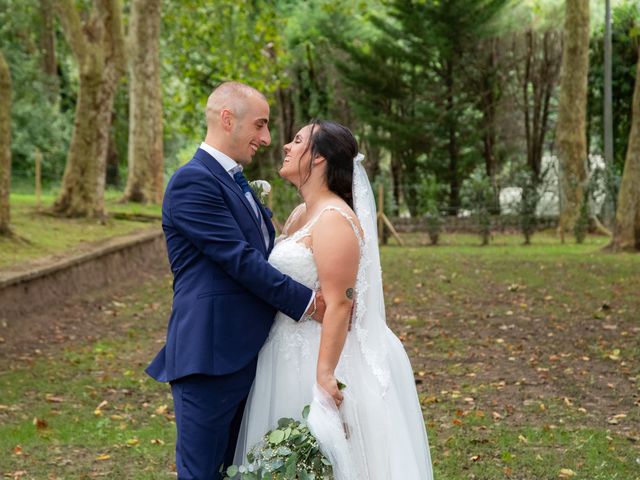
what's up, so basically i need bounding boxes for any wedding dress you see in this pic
[234,158,433,479]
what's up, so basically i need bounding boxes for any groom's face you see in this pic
[229,95,271,166]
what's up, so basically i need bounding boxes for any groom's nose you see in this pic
[260,127,271,147]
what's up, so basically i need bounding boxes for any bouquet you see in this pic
[223,404,334,480]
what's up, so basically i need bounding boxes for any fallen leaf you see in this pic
[126,438,139,446]
[96,454,111,461]
[33,417,48,430]
[559,468,577,478]
[45,394,64,403]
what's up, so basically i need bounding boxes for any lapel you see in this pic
[194,148,267,255]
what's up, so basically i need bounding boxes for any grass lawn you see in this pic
[0,191,162,270]
[0,233,639,479]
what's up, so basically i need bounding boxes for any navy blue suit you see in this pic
[146,148,312,479]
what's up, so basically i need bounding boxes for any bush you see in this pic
[461,169,494,245]
[514,171,540,245]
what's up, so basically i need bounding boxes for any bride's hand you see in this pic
[317,372,344,407]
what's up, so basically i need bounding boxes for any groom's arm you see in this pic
[169,167,313,321]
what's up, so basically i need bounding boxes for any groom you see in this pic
[146,82,322,479]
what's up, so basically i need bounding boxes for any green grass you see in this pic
[380,236,640,479]
[1,232,639,479]
[0,277,176,478]
[0,191,161,270]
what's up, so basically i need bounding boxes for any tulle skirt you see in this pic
[234,313,433,480]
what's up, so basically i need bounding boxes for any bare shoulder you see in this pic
[313,201,363,242]
[283,203,307,235]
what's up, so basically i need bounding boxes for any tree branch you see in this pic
[55,0,88,64]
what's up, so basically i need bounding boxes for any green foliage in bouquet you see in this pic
[223,405,333,480]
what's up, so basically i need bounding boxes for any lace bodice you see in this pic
[269,205,363,292]
[269,238,319,291]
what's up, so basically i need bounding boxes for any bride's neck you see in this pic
[299,181,333,212]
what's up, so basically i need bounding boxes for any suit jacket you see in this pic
[146,148,312,382]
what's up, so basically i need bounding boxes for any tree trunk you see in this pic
[106,112,120,187]
[522,30,561,181]
[390,153,402,216]
[277,87,295,151]
[122,0,164,204]
[480,39,500,214]
[53,0,126,218]
[39,0,59,99]
[556,0,590,235]
[0,50,11,235]
[610,47,640,251]
[445,60,460,215]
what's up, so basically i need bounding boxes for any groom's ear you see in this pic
[220,108,233,131]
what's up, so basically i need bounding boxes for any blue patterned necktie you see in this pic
[233,170,252,196]
[233,169,260,220]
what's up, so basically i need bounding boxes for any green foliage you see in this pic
[372,174,397,217]
[514,170,540,245]
[268,176,302,226]
[588,0,640,173]
[0,0,73,186]
[414,173,445,244]
[414,174,444,217]
[461,168,494,245]
[223,408,333,480]
[330,0,509,214]
[161,0,287,142]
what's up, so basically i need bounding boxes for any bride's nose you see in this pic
[283,142,291,154]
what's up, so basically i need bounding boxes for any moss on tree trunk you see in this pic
[52,0,125,218]
[122,0,164,204]
[0,50,11,235]
[556,0,590,236]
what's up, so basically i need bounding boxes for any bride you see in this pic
[234,120,433,479]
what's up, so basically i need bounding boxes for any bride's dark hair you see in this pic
[300,120,358,209]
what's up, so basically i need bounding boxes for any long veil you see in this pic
[307,154,433,479]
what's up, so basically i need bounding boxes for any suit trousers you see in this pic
[170,358,258,480]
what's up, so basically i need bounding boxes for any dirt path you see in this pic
[0,261,170,367]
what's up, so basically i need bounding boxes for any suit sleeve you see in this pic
[168,167,312,321]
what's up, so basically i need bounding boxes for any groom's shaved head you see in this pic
[206,82,266,125]
[203,81,271,165]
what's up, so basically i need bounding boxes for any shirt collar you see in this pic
[199,142,241,176]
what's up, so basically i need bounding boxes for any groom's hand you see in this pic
[308,290,326,323]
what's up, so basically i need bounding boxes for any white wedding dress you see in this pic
[234,200,433,479]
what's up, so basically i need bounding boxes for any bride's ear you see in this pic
[312,155,327,167]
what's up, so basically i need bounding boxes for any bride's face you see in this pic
[280,125,314,187]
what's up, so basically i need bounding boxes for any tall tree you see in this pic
[39,0,59,99]
[53,0,126,218]
[0,50,11,235]
[122,0,163,204]
[556,0,590,236]
[516,28,562,180]
[422,0,508,214]
[610,45,640,251]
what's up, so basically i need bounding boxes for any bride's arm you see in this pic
[312,211,360,406]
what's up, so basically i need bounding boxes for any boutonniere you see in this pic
[249,180,273,218]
